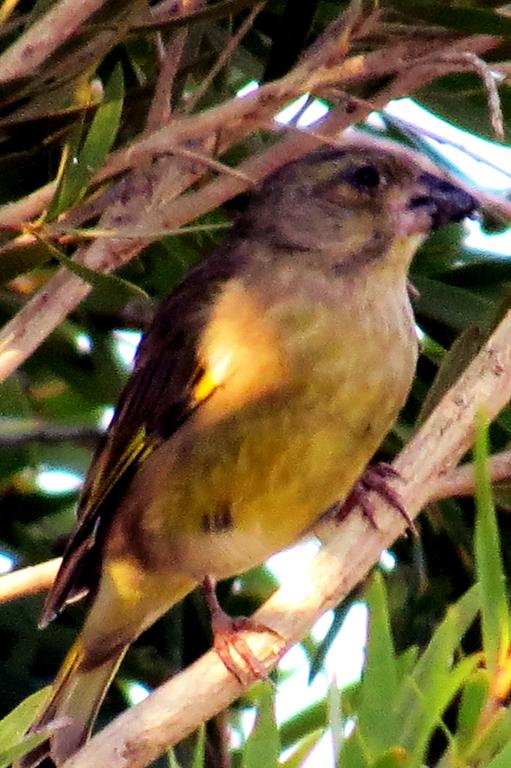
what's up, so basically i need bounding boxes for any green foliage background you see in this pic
[0,1,510,766]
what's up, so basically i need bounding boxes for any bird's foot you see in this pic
[332,462,416,534]
[202,576,284,684]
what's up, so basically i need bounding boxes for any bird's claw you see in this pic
[202,576,284,684]
[332,462,416,535]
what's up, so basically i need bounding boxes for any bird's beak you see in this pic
[408,173,479,230]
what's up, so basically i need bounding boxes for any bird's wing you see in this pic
[41,252,239,626]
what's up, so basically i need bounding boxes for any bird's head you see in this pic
[241,143,478,272]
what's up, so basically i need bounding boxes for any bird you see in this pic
[20,140,477,766]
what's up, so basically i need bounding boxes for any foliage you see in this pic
[0,0,510,767]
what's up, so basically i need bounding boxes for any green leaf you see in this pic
[486,737,511,768]
[456,669,490,753]
[74,63,124,187]
[0,687,52,767]
[46,64,124,218]
[339,727,371,768]
[191,724,205,768]
[327,679,342,762]
[417,327,484,426]
[371,747,409,768]
[389,0,511,37]
[413,275,497,331]
[0,731,52,768]
[46,117,85,221]
[394,587,480,764]
[167,748,183,768]
[280,700,327,752]
[242,684,280,768]
[279,729,323,768]
[474,413,510,674]
[358,573,398,753]
[45,239,150,302]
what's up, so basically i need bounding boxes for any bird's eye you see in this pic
[350,164,381,190]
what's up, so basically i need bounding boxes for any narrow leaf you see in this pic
[474,413,510,674]
[242,684,280,768]
[0,688,50,751]
[358,573,398,753]
[191,725,205,768]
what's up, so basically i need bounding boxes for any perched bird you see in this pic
[21,141,477,766]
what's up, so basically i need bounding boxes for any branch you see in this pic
[0,421,101,447]
[145,0,205,133]
[0,558,60,604]
[0,182,57,230]
[58,310,511,768]
[0,0,111,84]
[183,1,265,114]
[428,449,511,503]
[0,35,500,385]
[2,445,509,608]
[3,444,510,608]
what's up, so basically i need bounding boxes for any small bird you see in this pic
[21,141,477,766]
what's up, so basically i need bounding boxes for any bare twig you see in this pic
[96,34,493,186]
[0,421,101,447]
[58,309,511,768]
[145,0,206,132]
[184,1,265,114]
[0,558,60,605]
[0,182,57,230]
[145,28,189,132]
[0,0,111,84]
[384,113,511,183]
[434,51,504,141]
[428,449,511,502]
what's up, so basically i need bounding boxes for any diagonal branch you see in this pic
[2,446,511,608]
[58,310,511,768]
[0,0,112,84]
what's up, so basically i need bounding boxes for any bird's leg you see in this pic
[332,462,417,534]
[202,575,284,684]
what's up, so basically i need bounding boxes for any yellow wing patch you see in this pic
[83,427,156,521]
[192,350,232,404]
[193,279,290,425]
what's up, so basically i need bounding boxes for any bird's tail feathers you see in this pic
[17,639,128,768]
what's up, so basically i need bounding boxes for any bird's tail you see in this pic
[18,638,128,768]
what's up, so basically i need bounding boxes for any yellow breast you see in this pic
[122,263,417,580]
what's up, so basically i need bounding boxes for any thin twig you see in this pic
[384,113,511,183]
[428,449,511,502]
[145,0,205,132]
[0,558,60,605]
[0,182,57,230]
[434,51,504,141]
[0,422,101,447]
[184,1,265,114]
[145,29,188,132]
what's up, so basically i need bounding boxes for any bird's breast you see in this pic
[127,269,417,579]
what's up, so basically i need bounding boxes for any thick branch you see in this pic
[56,310,511,767]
